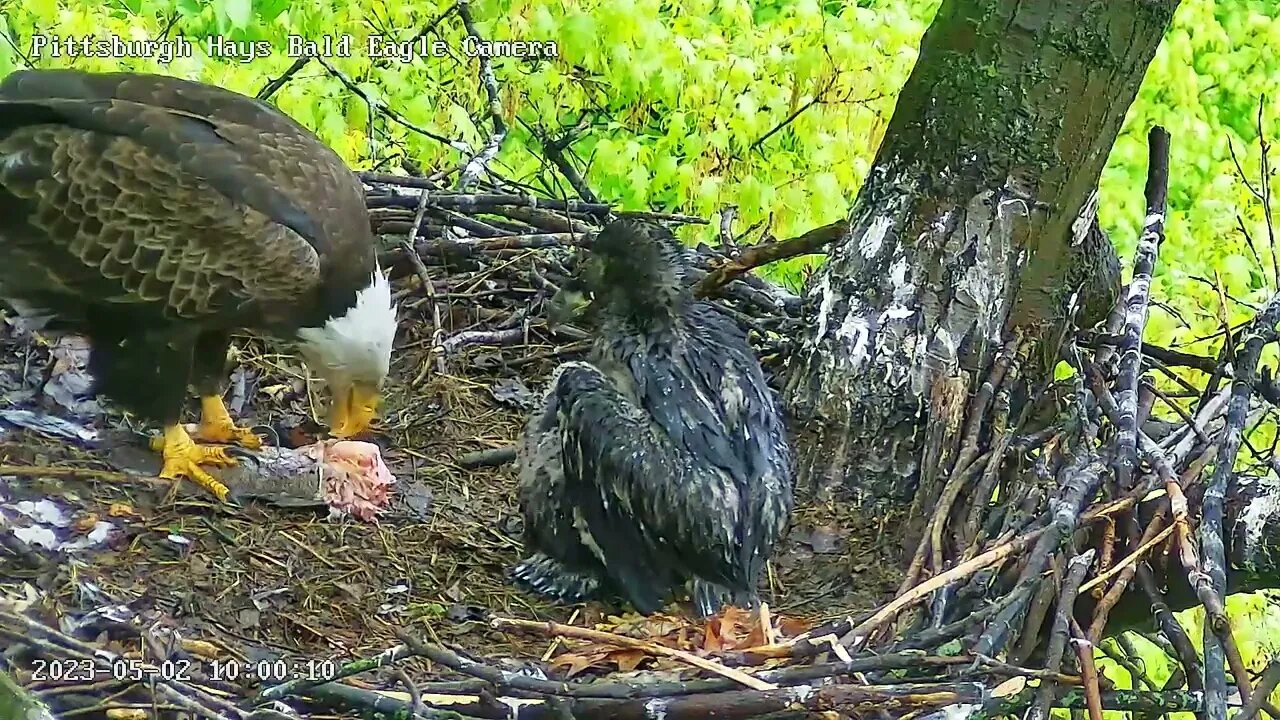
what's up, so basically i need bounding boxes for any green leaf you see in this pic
[255,0,289,22]
[175,0,203,19]
[222,0,252,29]
[0,16,15,81]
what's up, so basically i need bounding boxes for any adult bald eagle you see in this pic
[512,219,794,616]
[0,69,397,500]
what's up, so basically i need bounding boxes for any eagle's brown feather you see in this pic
[0,70,371,326]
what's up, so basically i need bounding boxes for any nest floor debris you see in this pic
[0,293,902,717]
[1,124,1264,720]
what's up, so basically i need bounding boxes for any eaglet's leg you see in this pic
[189,330,262,449]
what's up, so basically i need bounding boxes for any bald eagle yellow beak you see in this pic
[546,285,592,330]
[330,382,381,438]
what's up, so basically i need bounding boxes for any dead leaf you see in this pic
[444,582,464,602]
[107,503,138,518]
[612,649,649,673]
[72,513,99,533]
[777,615,812,638]
[703,617,728,653]
[992,675,1028,697]
[182,639,220,659]
[702,606,755,653]
[633,613,683,640]
[261,384,290,400]
[106,710,148,720]
[743,616,768,649]
[551,650,610,678]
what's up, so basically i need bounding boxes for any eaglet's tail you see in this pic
[510,553,603,603]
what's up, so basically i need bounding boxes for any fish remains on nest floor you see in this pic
[511,218,795,617]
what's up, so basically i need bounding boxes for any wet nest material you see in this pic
[0,170,902,719]
[0,123,1269,720]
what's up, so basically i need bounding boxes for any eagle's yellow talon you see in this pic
[193,395,263,449]
[154,424,234,501]
[194,419,263,449]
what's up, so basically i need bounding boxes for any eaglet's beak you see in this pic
[546,286,592,331]
[330,381,381,438]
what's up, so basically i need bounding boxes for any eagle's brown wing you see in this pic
[0,69,371,322]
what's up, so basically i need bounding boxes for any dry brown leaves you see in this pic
[549,606,812,678]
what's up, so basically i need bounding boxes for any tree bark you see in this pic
[784,0,1181,505]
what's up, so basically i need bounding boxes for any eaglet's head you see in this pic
[295,264,398,438]
[590,218,689,289]
[548,218,690,329]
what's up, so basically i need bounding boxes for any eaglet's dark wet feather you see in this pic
[0,69,374,329]
[513,219,794,616]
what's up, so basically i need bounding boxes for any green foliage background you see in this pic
[2,0,1280,709]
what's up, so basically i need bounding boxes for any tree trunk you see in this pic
[784,0,1181,510]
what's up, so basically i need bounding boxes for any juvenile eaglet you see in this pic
[512,219,795,616]
[0,69,397,500]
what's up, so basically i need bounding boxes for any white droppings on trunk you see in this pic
[1237,475,1280,564]
[1144,212,1165,226]
[836,312,872,369]
[888,256,915,306]
[995,196,1029,221]
[889,257,910,287]
[812,274,835,341]
[643,698,670,719]
[874,250,918,335]
[858,214,894,258]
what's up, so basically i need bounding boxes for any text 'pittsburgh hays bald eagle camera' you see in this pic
[513,219,795,616]
[0,69,398,500]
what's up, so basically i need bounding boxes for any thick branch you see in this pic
[693,221,846,296]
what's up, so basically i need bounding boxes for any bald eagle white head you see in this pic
[296,264,398,437]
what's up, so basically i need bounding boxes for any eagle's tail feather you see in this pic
[511,553,602,603]
[691,580,726,618]
[690,579,756,619]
